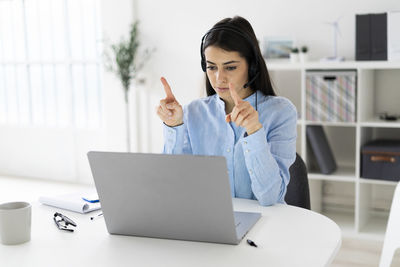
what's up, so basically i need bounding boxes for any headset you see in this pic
[200,24,260,109]
[200,24,260,89]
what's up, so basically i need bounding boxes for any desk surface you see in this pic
[0,176,341,267]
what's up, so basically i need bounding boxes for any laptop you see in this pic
[87,151,261,245]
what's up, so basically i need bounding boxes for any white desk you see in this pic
[0,176,341,267]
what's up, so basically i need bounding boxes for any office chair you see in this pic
[285,153,311,210]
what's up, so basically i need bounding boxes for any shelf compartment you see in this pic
[306,125,357,176]
[305,70,357,123]
[359,69,400,123]
[359,127,400,182]
[357,183,395,236]
[358,214,389,238]
[360,127,400,147]
[309,179,356,233]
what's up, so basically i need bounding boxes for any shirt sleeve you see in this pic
[241,102,297,206]
[162,118,192,155]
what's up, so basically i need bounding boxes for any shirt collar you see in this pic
[215,91,257,110]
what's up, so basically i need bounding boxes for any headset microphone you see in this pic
[244,72,259,111]
[243,72,259,89]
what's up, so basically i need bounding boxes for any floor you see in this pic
[331,237,400,267]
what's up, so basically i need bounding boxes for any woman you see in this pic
[156,16,297,206]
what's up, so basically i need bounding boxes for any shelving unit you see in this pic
[268,60,400,240]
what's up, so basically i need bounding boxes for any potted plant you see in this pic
[290,47,299,63]
[104,21,152,152]
[300,46,309,62]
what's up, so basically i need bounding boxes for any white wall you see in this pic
[101,0,136,152]
[132,0,400,153]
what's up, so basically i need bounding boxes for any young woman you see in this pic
[156,16,297,206]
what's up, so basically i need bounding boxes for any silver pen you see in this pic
[90,212,103,220]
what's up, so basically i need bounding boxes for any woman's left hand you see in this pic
[225,83,262,135]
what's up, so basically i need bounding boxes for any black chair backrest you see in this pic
[285,153,311,210]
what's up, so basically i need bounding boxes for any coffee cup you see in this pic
[0,202,31,245]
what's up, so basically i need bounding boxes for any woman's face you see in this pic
[204,45,253,103]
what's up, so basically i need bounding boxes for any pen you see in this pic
[90,213,103,220]
[82,197,99,203]
[247,239,258,248]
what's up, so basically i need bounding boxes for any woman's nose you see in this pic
[216,70,227,83]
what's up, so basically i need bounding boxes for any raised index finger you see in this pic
[229,83,242,106]
[161,77,175,102]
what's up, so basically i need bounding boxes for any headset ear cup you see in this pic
[201,58,206,72]
[249,62,257,78]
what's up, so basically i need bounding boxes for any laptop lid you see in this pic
[88,151,252,244]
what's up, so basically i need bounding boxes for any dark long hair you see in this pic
[203,16,275,97]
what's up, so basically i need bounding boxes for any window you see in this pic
[0,0,102,128]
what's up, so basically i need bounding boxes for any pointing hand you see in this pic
[156,77,183,127]
[225,83,262,135]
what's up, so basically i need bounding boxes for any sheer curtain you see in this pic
[0,0,104,183]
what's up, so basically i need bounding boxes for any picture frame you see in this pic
[263,37,295,60]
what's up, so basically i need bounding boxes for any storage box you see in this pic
[361,139,400,181]
[306,71,357,122]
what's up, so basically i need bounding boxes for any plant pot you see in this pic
[290,53,299,63]
[300,52,308,62]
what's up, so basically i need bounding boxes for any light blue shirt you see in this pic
[163,91,297,206]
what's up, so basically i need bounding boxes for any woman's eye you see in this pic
[206,66,216,70]
[226,66,237,71]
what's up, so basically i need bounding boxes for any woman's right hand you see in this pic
[156,77,183,127]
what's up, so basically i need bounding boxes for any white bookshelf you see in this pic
[268,60,400,240]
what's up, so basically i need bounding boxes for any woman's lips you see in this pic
[216,87,229,92]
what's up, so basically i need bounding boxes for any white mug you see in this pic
[0,201,31,245]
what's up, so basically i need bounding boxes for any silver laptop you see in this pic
[87,151,261,245]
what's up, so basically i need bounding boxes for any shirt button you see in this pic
[243,141,247,145]
[169,130,173,134]
[249,170,253,175]
[245,149,250,153]
[226,148,231,153]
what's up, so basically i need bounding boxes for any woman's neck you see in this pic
[225,101,235,114]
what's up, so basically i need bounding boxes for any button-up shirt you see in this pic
[163,91,297,206]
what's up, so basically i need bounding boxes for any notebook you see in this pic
[87,151,261,245]
[39,191,101,214]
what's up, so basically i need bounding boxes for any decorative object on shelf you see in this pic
[306,125,337,174]
[379,112,399,121]
[104,21,153,152]
[306,70,357,123]
[290,47,299,63]
[356,13,387,61]
[321,16,345,62]
[300,46,308,62]
[361,139,400,181]
[263,36,294,60]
